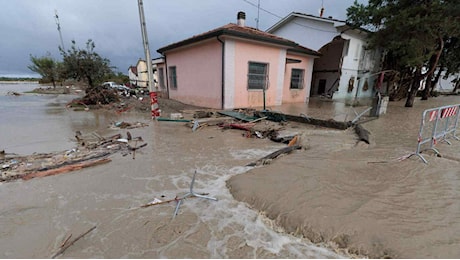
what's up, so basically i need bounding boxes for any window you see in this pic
[158,68,165,89]
[247,62,268,90]
[168,66,177,89]
[290,68,304,89]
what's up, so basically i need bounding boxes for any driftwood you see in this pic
[220,123,256,131]
[354,124,370,144]
[22,158,111,180]
[246,145,302,167]
[257,111,352,130]
[2,131,147,182]
[140,197,179,208]
[140,193,210,208]
[51,226,97,259]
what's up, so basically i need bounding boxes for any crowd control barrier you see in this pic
[409,104,460,163]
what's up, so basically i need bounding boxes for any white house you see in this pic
[128,65,138,86]
[128,58,165,91]
[267,12,383,104]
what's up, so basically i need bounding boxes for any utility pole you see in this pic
[54,10,65,50]
[256,0,260,29]
[137,0,160,119]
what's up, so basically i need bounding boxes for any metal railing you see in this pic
[409,104,460,163]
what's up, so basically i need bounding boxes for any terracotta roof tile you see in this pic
[157,23,320,57]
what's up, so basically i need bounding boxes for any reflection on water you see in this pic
[0,83,147,155]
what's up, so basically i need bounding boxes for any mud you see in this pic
[227,96,460,258]
[1,82,460,258]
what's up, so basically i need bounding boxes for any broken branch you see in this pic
[51,226,96,259]
[246,145,302,167]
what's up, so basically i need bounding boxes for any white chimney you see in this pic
[237,11,246,27]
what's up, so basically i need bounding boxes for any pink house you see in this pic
[156,12,320,110]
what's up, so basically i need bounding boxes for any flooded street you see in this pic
[229,96,460,258]
[0,83,341,258]
[1,83,460,258]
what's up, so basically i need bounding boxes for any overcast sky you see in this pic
[0,0,366,77]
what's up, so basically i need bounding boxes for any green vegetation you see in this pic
[28,39,129,93]
[347,0,460,107]
[28,53,60,88]
[0,77,40,82]
[59,39,113,90]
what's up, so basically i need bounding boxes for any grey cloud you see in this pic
[0,0,365,76]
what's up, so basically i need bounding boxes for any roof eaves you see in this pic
[221,28,294,47]
[157,30,224,54]
[158,26,297,54]
[266,11,297,33]
[288,46,322,57]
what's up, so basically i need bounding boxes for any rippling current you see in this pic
[1,82,459,258]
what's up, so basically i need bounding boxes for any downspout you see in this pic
[217,35,225,110]
[163,55,170,99]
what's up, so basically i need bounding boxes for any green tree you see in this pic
[28,53,59,88]
[347,0,460,107]
[60,39,112,90]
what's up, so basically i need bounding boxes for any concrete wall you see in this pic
[269,17,339,51]
[164,39,223,109]
[136,60,148,88]
[229,39,286,109]
[282,53,313,103]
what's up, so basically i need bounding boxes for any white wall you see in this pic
[269,17,340,51]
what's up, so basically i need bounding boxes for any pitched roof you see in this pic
[267,12,346,33]
[157,23,320,57]
[129,66,137,75]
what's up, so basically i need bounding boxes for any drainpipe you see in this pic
[217,35,225,110]
[163,55,170,99]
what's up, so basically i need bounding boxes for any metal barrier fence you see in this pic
[409,104,460,163]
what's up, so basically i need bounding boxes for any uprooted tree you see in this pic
[60,39,119,105]
[347,0,460,107]
[28,53,60,88]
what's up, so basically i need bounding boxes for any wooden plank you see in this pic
[22,158,111,180]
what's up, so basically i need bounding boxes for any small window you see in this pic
[247,62,268,90]
[158,68,165,89]
[290,68,304,89]
[168,66,177,89]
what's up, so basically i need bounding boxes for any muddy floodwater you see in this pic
[1,82,460,258]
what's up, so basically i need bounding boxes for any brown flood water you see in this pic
[228,95,460,258]
[1,84,459,258]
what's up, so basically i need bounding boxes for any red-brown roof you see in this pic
[157,23,320,57]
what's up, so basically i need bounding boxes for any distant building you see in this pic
[267,12,383,104]
[128,65,138,86]
[156,12,320,109]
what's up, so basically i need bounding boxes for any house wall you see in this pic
[336,31,378,103]
[136,60,148,88]
[282,53,313,103]
[269,15,382,104]
[269,17,340,51]
[311,38,344,96]
[227,39,286,109]
[128,68,138,86]
[164,39,223,109]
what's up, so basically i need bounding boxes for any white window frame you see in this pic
[247,62,268,90]
[290,68,305,89]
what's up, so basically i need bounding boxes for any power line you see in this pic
[241,0,339,33]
